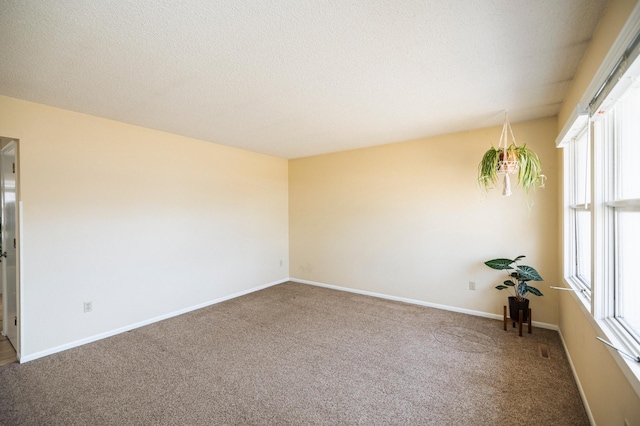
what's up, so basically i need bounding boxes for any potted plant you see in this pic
[478,143,545,195]
[484,255,543,323]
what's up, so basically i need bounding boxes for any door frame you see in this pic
[1,137,21,360]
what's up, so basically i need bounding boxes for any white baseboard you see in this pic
[557,328,595,426]
[290,278,558,331]
[19,278,288,363]
[20,277,558,363]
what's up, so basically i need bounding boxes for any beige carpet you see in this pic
[0,282,589,425]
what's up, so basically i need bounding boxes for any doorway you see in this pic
[0,137,20,363]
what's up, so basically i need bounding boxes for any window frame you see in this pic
[603,91,640,345]
[561,96,640,397]
[561,116,592,301]
[561,63,640,382]
[567,124,592,295]
[558,4,640,395]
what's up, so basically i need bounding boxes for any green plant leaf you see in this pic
[515,144,544,195]
[517,265,543,281]
[503,280,515,287]
[517,282,527,297]
[484,258,514,270]
[478,147,500,190]
[495,285,509,290]
[478,142,544,196]
[526,286,543,296]
[513,255,526,262]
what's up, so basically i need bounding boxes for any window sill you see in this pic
[563,278,640,398]
[595,317,640,398]
[563,275,591,308]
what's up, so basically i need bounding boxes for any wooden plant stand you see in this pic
[503,305,532,336]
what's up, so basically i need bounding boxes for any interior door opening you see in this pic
[1,136,20,363]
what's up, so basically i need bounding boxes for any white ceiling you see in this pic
[0,1,608,159]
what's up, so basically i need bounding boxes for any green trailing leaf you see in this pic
[517,265,543,281]
[495,285,509,290]
[503,280,515,287]
[513,255,526,262]
[477,144,544,196]
[515,144,544,195]
[478,147,500,190]
[484,258,514,270]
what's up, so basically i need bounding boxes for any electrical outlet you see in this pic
[83,301,93,313]
[279,260,283,267]
[469,281,476,291]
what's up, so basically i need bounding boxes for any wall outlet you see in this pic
[468,281,476,291]
[83,301,93,313]
[279,260,283,267]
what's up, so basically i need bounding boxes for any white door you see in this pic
[1,141,18,349]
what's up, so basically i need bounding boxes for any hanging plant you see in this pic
[478,112,546,196]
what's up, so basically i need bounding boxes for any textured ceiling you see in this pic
[0,1,608,159]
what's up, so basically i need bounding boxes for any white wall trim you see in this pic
[19,278,288,363]
[556,106,588,147]
[17,200,23,362]
[291,278,558,331]
[20,276,560,363]
[557,327,596,426]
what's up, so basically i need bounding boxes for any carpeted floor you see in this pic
[0,282,589,425]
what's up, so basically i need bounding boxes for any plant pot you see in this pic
[508,296,529,322]
[498,150,519,174]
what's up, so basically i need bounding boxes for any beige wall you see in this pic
[556,0,640,424]
[2,1,638,421]
[290,117,559,325]
[0,95,289,359]
[559,294,640,424]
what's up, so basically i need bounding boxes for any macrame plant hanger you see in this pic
[497,111,519,196]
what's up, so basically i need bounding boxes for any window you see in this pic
[561,29,640,362]
[565,123,591,294]
[599,80,640,342]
